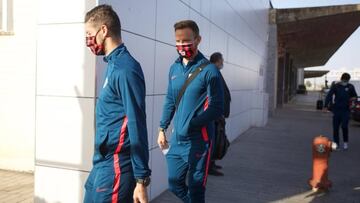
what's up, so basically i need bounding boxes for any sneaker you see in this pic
[208,168,224,176]
[214,163,223,169]
[343,142,349,150]
[332,142,340,151]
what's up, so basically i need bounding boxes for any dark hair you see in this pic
[174,20,199,37]
[85,4,121,38]
[210,52,223,63]
[341,73,351,81]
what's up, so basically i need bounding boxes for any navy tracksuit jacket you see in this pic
[160,52,224,203]
[325,82,357,145]
[84,44,151,203]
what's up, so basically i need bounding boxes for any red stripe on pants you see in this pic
[112,117,128,203]
[201,96,211,186]
[203,140,212,187]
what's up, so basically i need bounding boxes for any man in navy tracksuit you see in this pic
[157,20,224,203]
[208,52,231,176]
[84,5,151,203]
[325,73,357,150]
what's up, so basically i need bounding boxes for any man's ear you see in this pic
[100,24,109,38]
[195,35,202,45]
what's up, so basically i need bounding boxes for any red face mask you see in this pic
[86,30,105,56]
[176,43,194,59]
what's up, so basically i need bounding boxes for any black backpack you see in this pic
[213,117,230,160]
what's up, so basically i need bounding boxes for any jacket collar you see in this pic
[103,43,126,63]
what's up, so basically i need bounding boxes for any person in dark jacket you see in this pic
[210,52,231,118]
[84,5,151,203]
[157,20,224,203]
[208,52,231,176]
[325,73,357,150]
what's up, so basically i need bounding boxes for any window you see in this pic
[0,0,13,35]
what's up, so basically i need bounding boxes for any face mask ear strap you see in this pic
[98,28,107,45]
[91,28,105,44]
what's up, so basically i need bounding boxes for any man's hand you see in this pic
[133,183,148,203]
[323,107,330,112]
[157,131,168,150]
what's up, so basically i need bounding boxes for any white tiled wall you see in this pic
[35,166,89,203]
[34,0,97,202]
[34,0,270,202]
[153,42,179,94]
[111,0,157,38]
[156,0,190,45]
[36,24,96,97]
[35,96,94,171]
[122,32,156,95]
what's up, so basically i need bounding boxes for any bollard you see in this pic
[308,135,337,192]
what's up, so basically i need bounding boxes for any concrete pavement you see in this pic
[152,93,360,203]
[0,170,33,203]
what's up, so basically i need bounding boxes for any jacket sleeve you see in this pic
[116,67,151,179]
[190,66,224,127]
[325,85,335,107]
[350,85,358,98]
[159,68,176,130]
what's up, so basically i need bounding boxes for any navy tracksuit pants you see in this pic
[84,118,136,203]
[333,110,350,145]
[166,129,212,203]
[84,166,135,203]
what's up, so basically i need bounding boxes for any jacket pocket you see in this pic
[99,130,109,158]
[188,118,202,134]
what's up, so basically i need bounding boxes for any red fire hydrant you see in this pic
[308,135,337,192]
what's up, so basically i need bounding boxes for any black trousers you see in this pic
[332,110,350,145]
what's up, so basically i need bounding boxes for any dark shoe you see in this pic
[214,163,222,169]
[208,168,224,176]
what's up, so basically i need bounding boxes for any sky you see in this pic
[272,0,360,71]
